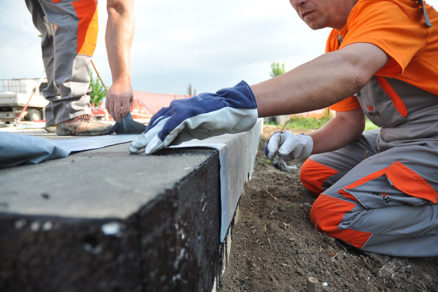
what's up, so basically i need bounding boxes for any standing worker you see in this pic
[25,0,134,135]
[130,0,438,256]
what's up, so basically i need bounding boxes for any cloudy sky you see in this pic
[1,0,436,95]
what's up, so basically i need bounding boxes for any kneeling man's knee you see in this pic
[300,158,338,196]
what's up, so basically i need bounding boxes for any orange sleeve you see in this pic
[340,0,427,75]
[328,96,361,112]
[325,0,434,112]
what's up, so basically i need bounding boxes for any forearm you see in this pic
[106,0,135,85]
[252,43,388,117]
[309,108,365,154]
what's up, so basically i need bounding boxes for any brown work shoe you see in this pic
[55,114,113,136]
[44,125,56,133]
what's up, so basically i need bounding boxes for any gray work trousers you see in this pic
[25,0,97,125]
[301,78,438,257]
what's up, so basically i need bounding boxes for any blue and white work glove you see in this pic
[129,81,258,154]
[265,131,313,162]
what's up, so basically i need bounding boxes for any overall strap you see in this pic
[416,0,432,28]
[375,77,408,118]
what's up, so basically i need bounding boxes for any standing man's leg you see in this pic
[31,0,112,135]
[25,0,59,128]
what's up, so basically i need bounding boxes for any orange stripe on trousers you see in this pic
[72,0,98,56]
[342,161,437,204]
[386,161,437,203]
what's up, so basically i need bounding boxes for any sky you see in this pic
[1,0,436,95]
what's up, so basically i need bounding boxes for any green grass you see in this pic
[266,116,379,131]
[365,118,379,131]
[264,116,332,130]
[287,116,332,129]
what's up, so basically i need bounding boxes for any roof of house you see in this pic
[131,91,189,119]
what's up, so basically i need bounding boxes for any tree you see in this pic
[266,62,289,125]
[270,62,285,78]
[187,83,197,96]
[89,71,107,106]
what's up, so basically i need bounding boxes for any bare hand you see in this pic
[105,82,133,122]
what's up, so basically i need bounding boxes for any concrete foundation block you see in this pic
[0,146,220,292]
[0,121,261,291]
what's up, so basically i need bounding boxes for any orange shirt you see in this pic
[327,0,438,112]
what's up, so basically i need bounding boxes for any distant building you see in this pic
[130,91,189,121]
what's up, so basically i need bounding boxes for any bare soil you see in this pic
[218,125,438,292]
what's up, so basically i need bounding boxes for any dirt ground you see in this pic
[218,125,438,292]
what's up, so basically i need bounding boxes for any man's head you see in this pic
[290,0,358,30]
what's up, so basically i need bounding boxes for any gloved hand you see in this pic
[129,81,258,154]
[265,131,313,161]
